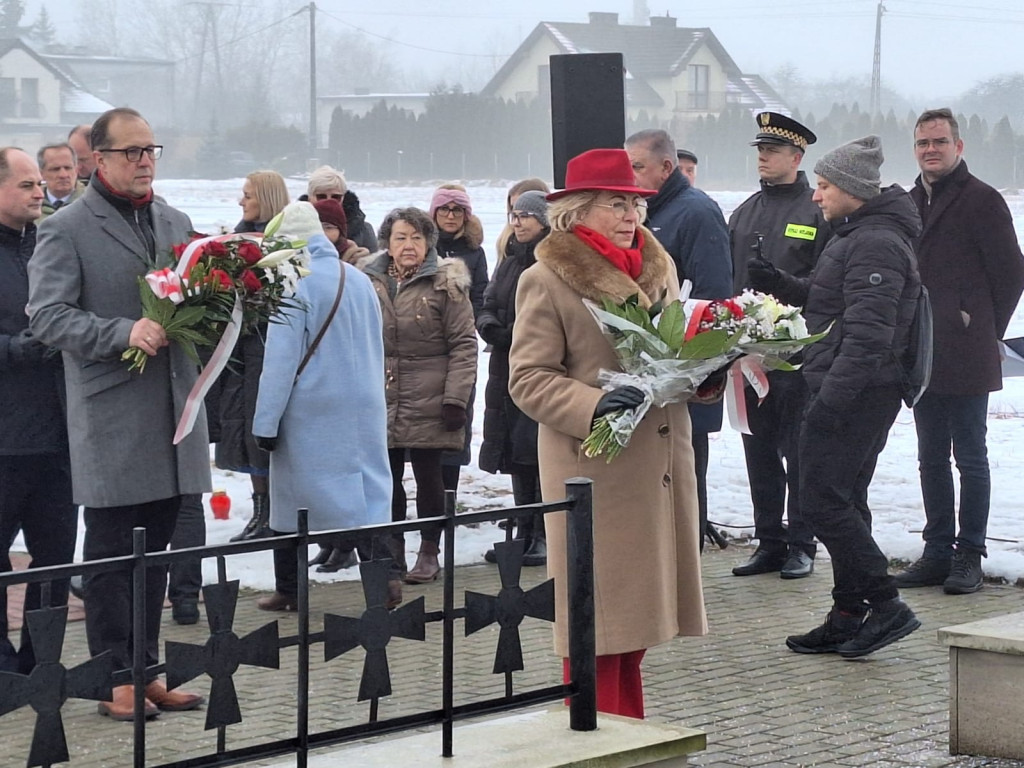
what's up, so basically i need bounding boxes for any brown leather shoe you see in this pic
[97,684,159,721]
[404,540,440,584]
[386,579,403,610]
[144,680,205,711]
[256,592,298,612]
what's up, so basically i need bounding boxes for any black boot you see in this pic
[230,493,272,542]
[308,544,332,567]
[522,514,547,567]
[316,547,358,573]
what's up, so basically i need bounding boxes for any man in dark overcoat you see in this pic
[894,108,1024,594]
[626,129,733,549]
[0,147,76,674]
[28,108,209,720]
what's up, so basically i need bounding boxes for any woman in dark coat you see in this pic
[221,170,289,542]
[429,184,488,499]
[477,190,550,566]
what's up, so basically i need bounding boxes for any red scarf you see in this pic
[97,171,154,209]
[573,225,645,280]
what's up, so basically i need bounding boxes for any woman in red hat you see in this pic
[508,148,709,719]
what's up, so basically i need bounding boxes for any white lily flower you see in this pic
[255,248,298,268]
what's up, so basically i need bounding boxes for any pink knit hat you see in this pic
[429,187,473,219]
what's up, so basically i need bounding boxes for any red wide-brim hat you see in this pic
[546,148,658,201]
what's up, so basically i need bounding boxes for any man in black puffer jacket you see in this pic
[749,135,923,658]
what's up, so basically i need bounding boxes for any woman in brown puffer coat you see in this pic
[360,207,477,584]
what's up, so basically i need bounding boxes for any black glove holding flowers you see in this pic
[593,385,646,420]
[746,257,782,293]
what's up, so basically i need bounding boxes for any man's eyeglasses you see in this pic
[437,205,465,217]
[509,212,538,224]
[592,199,648,219]
[97,145,163,162]
[914,138,952,150]
[314,192,343,201]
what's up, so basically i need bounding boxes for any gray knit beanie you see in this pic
[813,135,884,200]
[512,190,550,227]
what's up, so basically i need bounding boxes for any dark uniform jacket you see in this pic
[0,222,67,455]
[910,160,1024,396]
[729,171,829,293]
[772,185,923,410]
[646,168,732,433]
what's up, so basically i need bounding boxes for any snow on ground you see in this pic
[19,180,1024,592]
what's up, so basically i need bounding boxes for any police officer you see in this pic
[729,112,829,579]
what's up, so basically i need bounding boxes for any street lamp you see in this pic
[397,150,403,181]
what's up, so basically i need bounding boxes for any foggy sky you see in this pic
[30,0,1024,102]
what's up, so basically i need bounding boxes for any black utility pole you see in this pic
[870,0,886,115]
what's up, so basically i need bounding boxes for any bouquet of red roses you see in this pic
[122,211,310,373]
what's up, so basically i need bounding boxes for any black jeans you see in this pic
[741,370,814,555]
[83,496,180,678]
[0,453,76,671]
[168,493,206,605]
[799,386,901,614]
[914,391,991,557]
[389,448,444,545]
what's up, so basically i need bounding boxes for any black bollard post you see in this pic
[565,477,596,731]
[296,508,310,768]
[131,527,147,767]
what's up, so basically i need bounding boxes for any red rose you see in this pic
[701,305,715,323]
[208,269,233,291]
[237,241,263,265]
[172,242,189,260]
[204,240,229,258]
[241,269,262,293]
[723,299,744,319]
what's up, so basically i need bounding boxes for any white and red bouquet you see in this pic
[122,212,310,373]
[581,289,826,461]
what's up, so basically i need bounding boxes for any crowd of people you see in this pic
[1,103,1023,724]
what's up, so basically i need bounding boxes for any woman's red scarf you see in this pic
[573,225,645,280]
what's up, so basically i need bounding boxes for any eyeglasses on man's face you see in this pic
[437,205,465,217]
[592,199,648,219]
[314,192,343,201]
[914,137,952,150]
[98,145,163,162]
[509,212,539,225]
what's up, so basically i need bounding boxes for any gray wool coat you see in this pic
[27,184,212,508]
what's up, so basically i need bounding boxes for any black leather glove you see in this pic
[593,386,646,419]
[441,404,467,432]
[477,318,511,347]
[7,329,48,365]
[254,435,278,452]
[747,257,781,292]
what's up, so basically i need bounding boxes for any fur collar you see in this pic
[360,250,472,301]
[535,226,673,309]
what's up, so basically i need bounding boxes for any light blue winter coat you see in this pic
[253,233,391,533]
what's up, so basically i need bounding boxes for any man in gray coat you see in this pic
[28,108,209,721]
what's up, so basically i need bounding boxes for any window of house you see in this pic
[688,64,709,110]
[21,78,40,118]
[0,78,15,118]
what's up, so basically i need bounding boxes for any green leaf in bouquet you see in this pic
[677,328,742,360]
[655,300,685,350]
[162,305,208,333]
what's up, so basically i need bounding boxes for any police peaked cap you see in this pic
[751,112,817,150]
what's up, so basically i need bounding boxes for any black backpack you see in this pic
[895,285,933,408]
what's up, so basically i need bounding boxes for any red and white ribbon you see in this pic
[170,233,261,444]
[725,356,770,434]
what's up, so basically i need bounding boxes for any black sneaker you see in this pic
[787,609,865,654]
[892,556,950,588]
[943,549,984,595]
[836,598,920,658]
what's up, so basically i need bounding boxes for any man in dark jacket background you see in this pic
[0,147,76,674]
[751,136,923,657]
[729,112,829,580]
[894,108,1024,595]
[626,128,733,549]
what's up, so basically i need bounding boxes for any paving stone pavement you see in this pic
[3,544,1024,767]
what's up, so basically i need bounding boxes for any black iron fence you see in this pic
[0,478,595,768]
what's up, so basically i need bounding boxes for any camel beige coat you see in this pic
[509,227,708,657]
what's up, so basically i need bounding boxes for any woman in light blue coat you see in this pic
[252,202,396,609]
